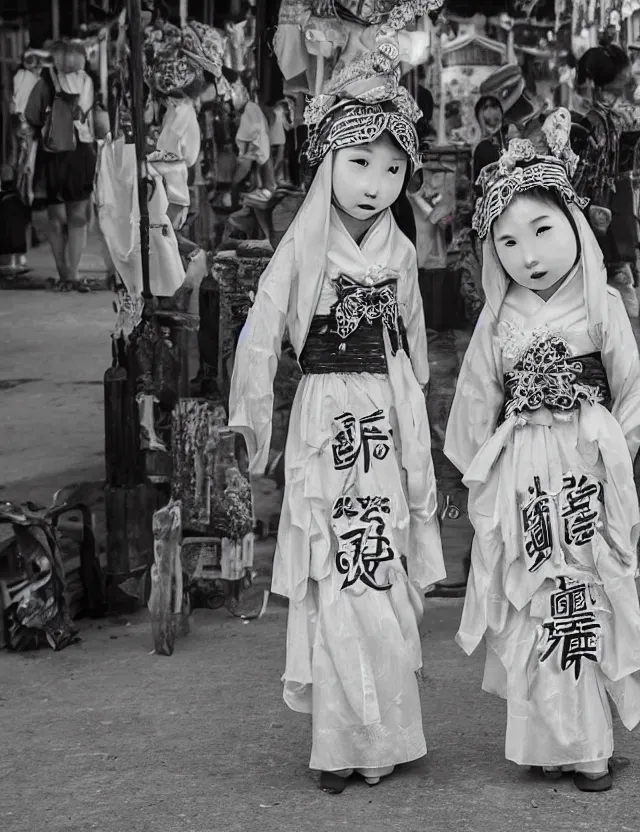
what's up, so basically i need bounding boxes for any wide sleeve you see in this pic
[444,307,504,476]
[400,246,430,388]
[228,237,294,475]
[602,289,640,462]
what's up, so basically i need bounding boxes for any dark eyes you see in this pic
[503,225,552,247]
[350,159,400,174]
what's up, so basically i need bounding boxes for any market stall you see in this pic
[98,1,266,653]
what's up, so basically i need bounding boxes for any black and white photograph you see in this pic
[1,1,640,830]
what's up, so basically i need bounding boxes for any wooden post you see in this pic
[104,341,142,488]
[435,28,446,146]
[52,0,60,39]
[127,0,152,301]
[255,0,267,99]
[149,500,183,656]
[180,0,189,28]
[99,27,109,110]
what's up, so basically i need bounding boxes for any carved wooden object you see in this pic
[149,500,183,656]
[171,399,244,535]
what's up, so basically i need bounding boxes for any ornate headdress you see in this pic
[305,95,422,169]
[275,0,443,171]
[472,108,589,239]
[143,23,204,96]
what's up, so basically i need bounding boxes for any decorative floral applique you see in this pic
[497,320,555,364]
[503,329,605,419]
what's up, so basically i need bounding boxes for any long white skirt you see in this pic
[458,406,640,768]
[273,371,434,772]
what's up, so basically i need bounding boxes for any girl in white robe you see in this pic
[229,98,445,792]
[445,115,640,792]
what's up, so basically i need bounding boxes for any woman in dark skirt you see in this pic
[24,41,97,292]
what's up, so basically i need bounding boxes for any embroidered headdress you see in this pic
[305,95,422,169]
[472,108,588,239]
[274,0,444,171]
[143,23,204,95]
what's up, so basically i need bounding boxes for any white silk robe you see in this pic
[229,158,445,771]
[445,239,640,768]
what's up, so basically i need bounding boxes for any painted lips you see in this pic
[358,203,376,211]
[530,271,548,280]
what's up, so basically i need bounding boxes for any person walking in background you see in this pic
[24,41,97,293]
[8,49,49,273]
[230,75,276,207]
[472,95,507,185]
[572,43,640,318]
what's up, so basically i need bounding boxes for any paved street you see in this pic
[0,290,111,505]
[1,277,640,832]
[1,600,640,832]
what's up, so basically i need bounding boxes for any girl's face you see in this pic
[492,193,578,296]
[332,132,408,223]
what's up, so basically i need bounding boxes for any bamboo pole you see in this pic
[52,0,60,40]
[99,27,109,110]
[126,0,152,302]
[436,28,446,146]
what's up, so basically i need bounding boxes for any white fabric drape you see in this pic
[95,135,186,298]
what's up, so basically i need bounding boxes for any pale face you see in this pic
[331,133,408,225]
[492,193,578,298]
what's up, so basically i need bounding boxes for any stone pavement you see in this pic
[1,596,639,832]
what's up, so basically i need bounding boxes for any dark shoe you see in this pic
[319,770,351,794]
[574,766,613,792]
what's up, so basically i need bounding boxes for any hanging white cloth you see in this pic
[95,135,185,298]
[12,68,40,116]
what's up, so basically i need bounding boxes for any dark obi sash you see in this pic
[499,346,612,424]
[298,274,409,376]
